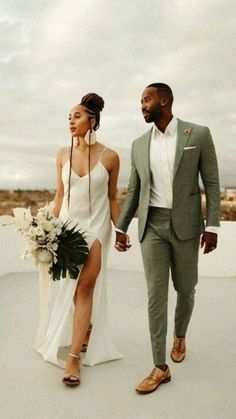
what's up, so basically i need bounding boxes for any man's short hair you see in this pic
[147,83,174,105]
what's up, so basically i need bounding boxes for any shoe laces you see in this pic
[174,337,185,353]
[148,367,159,379]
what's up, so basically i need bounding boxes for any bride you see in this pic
[35,92,124,386]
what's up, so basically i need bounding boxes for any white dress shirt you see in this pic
[149,116,177,208]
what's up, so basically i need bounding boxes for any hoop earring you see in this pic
[84,129,97,146]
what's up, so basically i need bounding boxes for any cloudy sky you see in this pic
[0,0,235,189]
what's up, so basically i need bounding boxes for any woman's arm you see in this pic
[53,148,65,217]
[107,150,120,225]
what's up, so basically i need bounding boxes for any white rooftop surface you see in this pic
[0,268,236,419]
[1,220,236,418]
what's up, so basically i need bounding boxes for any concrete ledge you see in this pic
[0,220,236,277]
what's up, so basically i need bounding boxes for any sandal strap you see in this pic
[67,375,80,380]
[68,353,80,359]
[62,375,80,383]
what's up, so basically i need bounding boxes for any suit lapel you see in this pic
[139,129,152,181]
[173,119,192,179]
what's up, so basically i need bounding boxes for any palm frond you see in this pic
[49,221,89,281]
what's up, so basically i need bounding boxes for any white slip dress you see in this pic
[35,148,123,367]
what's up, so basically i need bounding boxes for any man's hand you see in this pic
[200,232,218,254]
[115,232,132,252]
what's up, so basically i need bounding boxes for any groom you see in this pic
[115,83,220,394]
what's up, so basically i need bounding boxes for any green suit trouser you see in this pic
[140,207,200,365]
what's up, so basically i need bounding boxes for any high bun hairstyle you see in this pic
[80,93,104,130]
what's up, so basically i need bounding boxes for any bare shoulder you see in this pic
[102,146,120,171]
[104,146,119,161]
[57,146,69,165]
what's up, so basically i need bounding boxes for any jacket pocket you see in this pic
[184,146,197,150]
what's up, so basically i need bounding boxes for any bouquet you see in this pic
[0,202,89,281]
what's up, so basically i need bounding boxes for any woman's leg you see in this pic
[64,239,101,379]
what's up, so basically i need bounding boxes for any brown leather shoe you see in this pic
[136,365,171,394]
[171,335,186,363]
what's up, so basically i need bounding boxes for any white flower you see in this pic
[52,242,58,251]
[47,231,56,242]
[0,207,33,232]
[56,227,62,235]
[36,214,47,224]
[41,220,53,232]
[56,218,64,228]
[33,226,43,237]
[13,207,32,228]
[27,226,37,237]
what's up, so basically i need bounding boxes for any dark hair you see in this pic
[80,92,104,130]
[67,93,105,212]
[147,83,174,105]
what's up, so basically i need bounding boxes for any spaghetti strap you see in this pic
[99,147,107,161]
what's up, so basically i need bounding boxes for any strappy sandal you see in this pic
[81,324,93,353]
[62,353,80,386]
[81,344,88,353]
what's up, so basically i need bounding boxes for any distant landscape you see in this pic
[0,188,236,221]
[0,189,129,217]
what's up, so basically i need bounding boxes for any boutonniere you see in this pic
[184,128,191,136]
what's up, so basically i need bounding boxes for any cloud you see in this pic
[0,0,235,188]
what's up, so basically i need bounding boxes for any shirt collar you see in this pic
[153,116,177,137]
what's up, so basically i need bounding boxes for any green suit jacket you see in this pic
[116,118,220,242]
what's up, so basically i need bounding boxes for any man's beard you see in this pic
[144,108,163,123]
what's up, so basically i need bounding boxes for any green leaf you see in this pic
[48,222,89,281]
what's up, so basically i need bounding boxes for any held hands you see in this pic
[200,232,218,254]
[115,232,132,252]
